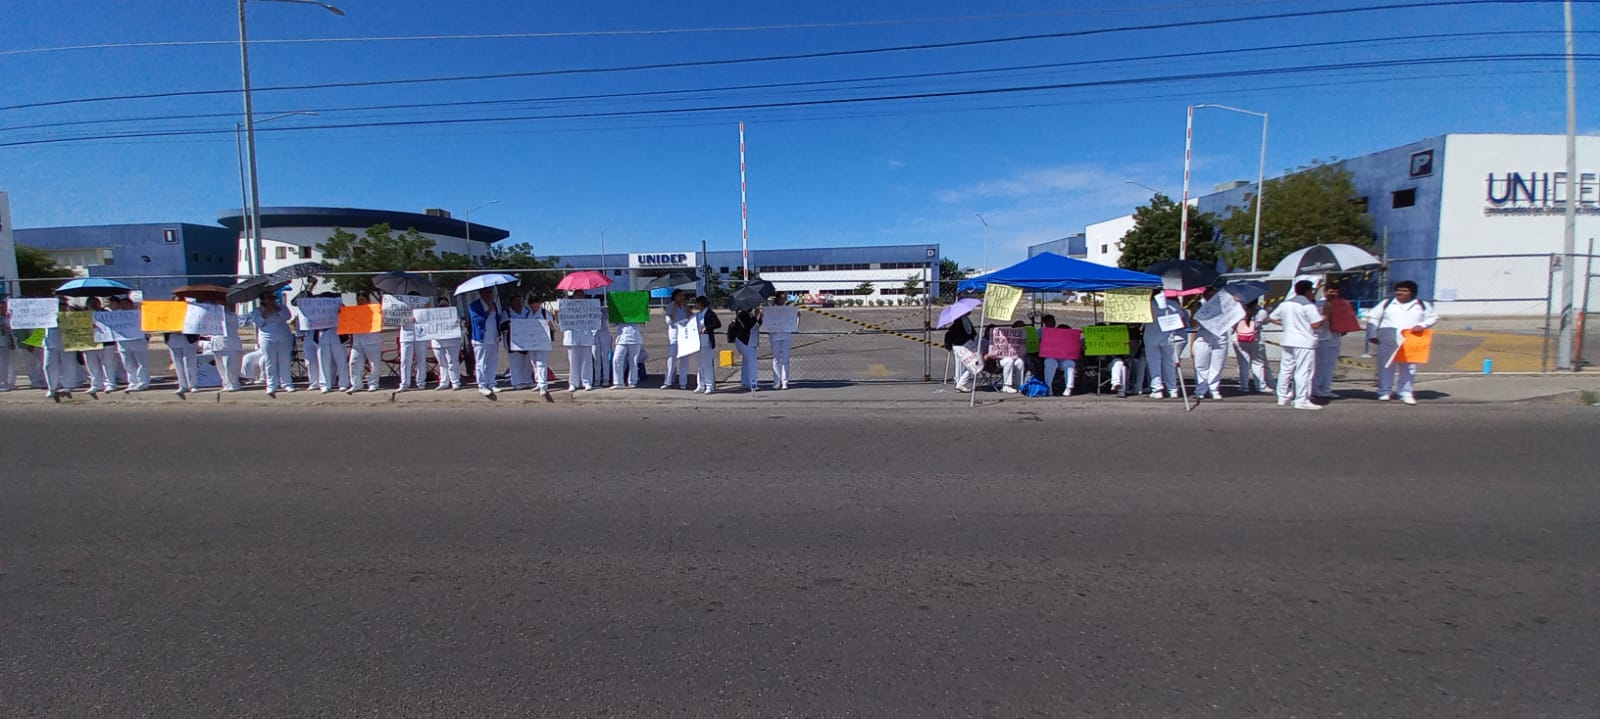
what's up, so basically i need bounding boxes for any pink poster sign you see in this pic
[989,328,1025,359]
[1038,327,1082,360]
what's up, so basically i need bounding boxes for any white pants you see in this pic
[1110,355,1146,395]
[103,346,124,388]
[735,339,759,388]
[1375,335,1417,397]
[316,334,349,390]
[506,349,533,388]
[1277,346,1316,405]
[566,346,593,389]
[998,356,1024,388]
[433,341,462,388]
[83,347,114,391]
[42,346,66,393]
[19,347,44,389]
[665,342,688,387]
[399,339,428,388]
[260,335,293,391]
[1044,358,1076,395]
[1233,339,1270,392]
[697,348,718,392]
[612,343,642,387]
[952,344,977,389]
[0,347,13,390]
[530,351,550,391]
[1192,333,1228,396]
[473,340,499,390]
[1145,339,1178,394]
[168,344,198,392]
[348,338,382,390]
[770,336,792,387]
[1314,337,1340,396]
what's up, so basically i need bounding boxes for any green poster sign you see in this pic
[607,291,651,324]
[1082,325,1131,356]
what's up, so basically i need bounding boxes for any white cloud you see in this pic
[886,159,906,170]
[936,165,1105,204]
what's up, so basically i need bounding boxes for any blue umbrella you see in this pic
[1222,280,1269,304]
[54,278,133,297]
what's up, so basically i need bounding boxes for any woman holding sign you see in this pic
[556,290,597,393]
[430,298,464,392]
[766,294,795,390]
[501,294,533,390]
[728,307,761,392]
[245,293,296,397]
[1364,280,1438,405]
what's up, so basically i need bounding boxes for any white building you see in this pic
[1084,213,1136,269]
[222,206,507,277]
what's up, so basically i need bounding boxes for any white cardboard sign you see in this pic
[412,307,460,343]
[556,299,604,332]
[183,303,227,336]
[92,310,142,343]
[762,305,799,334]
[295,298,342,331]
[508,318,552,352]
[7,298,58,329]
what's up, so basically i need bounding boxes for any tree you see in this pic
[15,245,73,297]
[854,281,875,297]
[1117,193,1220,271]
[317,223,470,296]
[1219,161,1375,271]
[902,273,923,300]
[937,257,968,301]
[487,242,563,300]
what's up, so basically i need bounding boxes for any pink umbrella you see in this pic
[556,270,613,291]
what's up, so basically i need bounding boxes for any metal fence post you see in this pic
[1544,253,1557,372]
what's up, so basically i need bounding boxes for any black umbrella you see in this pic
[226,276,288,305]
[727,280,778,311]
[645,272,698,290]
[1145,260,1220,295]
[373,271,439,296]
[268,261,329,283]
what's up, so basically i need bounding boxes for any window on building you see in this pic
[1391,188,1416,209]
[162,229,179,244]
[613,270,624,276]
[1355,196,1370,213]
[275,247,288,260]
[299,246,314,259]
[192,252,200,261]
[1100,244,1108,254]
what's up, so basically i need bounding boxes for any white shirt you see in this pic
[1365,297,1438,342]
[1270,295,1324,349]
[615,323,644,345]
[246,307,294,342]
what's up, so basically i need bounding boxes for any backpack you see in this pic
[1235,319,1258,343]
[1021,377,1051,397]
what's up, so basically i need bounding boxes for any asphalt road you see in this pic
[2,404,1596,717]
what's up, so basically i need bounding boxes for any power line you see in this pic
[4,53,1590,149]
[1,29,1578,134]
[0,0,1567,112]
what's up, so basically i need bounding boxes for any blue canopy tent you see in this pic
[957,252,1161,293]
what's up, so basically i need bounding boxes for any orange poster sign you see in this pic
[337,304,384,335]
[140,300,187,332]
[1395,328,1432,364]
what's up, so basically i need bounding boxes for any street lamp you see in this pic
[1124,180,1163,196]
[463,200,500,265]
[238,0,343,277]
[235,111,316,275]
[976,213,989,277]
[1178,103,1269,270]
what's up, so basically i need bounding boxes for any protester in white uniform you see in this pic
[526,298,554,397]
[1144,294,1188,399]
[468,287,501,397]
[555,290,596,392]
[612,316,645,389]
[767,294,795,390]
[395,296,430,391]
[1232,301,1271,394]
[0,299,15,392]
[245,294,296,397]
[1038,315,1079,397]
[943,311,979,393]
[346,296,384,393]
[1108,324,1145,398]
[500,294,534,390]
[1190,287,1231,401]
[164,327,199,397]
[110,297,151,392]
[590,315,612,390]
[1314,283,1358,400]
[693,295,722,394]
[1365,280,1439,405]
[729,307,762,392]
[39,298,71,399]
[206,299,244,392]
[314,323,350,394]
[986,321,1026,393]
[663,290,692,389]
[430,298,464,391]
[79,298,116,396]
[1268,279,1326,410]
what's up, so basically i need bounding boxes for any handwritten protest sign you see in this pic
[675,322,702,358]
[989,327,1025,359]
[141,300,186,332]
[59,312,99,351]
[183,303,227,336]
[557,298,604,332]
[411,307,460,343]
[1103,288,1154,323]
[382,294,431,327]
[7,298,58,329]
[1083,325,1131,356]
[762,305,799,334]
[508,318,552,352]
[338,304,383,335]
[1395,328,1432,364]
[295,298,342,331]
[93,310,142,343]
[983,283,1023,322]
[953,345,983,375]
[1194,291,1246,338]
[1039,327,1083,360]
[606,291,651,324]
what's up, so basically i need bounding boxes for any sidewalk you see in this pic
[3,372,1596,408]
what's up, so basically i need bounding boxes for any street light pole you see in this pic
[1184,104,1270,270]
[235,112,316,276]
[238,0,342,277]
[1558,0,1579,370]
[976,213,989,276]
[463,200,500,264]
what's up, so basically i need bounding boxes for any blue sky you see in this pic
[3,0,1595,268]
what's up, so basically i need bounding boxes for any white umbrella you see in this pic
[453,273,519,296]
[1268,244,1382,279]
